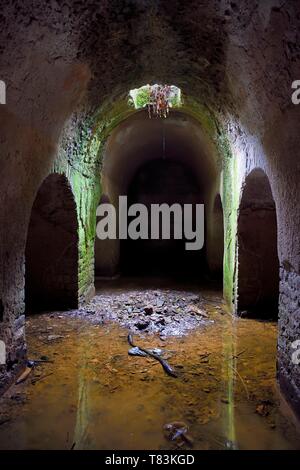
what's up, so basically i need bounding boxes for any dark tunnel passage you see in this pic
[237,169,279,319]
[95,111,223,283]
[25,173,78,313]
[121,159,206,277]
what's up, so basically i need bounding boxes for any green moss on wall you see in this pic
[221,135,238,310]
[55,95,134,303]
[176,96,237,310]
[129,85,150,109]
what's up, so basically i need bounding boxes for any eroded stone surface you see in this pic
[0,0,299,417]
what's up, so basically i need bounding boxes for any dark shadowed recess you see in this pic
[121,159,207,279]
[25,174,78,313]
[237,169,279,320]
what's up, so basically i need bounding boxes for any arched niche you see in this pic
[25,173,79,312]
[237,169,279,318]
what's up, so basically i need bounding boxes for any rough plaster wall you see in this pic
[278,269,300,415]
[0,0,299,414]
[0,4,91,391]
[222,1,300,416]
[223,117,300,414]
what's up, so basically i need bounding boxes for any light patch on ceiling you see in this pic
[129,84,182,118]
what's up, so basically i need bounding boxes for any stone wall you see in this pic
[278,269,300,418]
[0,0,299,416]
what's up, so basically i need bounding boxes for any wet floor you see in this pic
[0,279,300,450]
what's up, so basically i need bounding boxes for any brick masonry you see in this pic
[278,269,300,417]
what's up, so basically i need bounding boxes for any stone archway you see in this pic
[96,111,220,279]
[25,173,78,312]
[237,169,279,319]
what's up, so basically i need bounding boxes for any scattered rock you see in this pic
[255,400,274,417]
[188,305,208,317]
[10,393,27,403]
[144,305,153,315]
[70,288,213,337]
[187,294,200,302]
[40,355,49,361]
[47,334,64,341]
[135,320,150,331]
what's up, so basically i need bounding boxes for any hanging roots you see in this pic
[148,84,172,119]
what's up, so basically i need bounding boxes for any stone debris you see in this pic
[255,399,274,417]
[71,289,213,337]
[47,334,64,341]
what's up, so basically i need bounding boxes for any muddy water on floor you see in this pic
[0,288,300,450]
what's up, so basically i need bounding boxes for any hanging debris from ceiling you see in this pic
[148,84,171,118]
[129,84,181,118]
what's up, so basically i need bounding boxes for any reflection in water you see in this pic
[223,315,237,449]
[0,283,299,450]
[74,343,90,449]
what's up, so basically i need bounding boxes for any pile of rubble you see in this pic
[73,289,213,337]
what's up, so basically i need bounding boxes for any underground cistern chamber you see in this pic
[0,0,300,459]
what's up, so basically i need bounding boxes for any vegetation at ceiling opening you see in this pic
[129,84,182,118]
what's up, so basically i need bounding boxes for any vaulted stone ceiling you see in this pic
[2,0,299,123]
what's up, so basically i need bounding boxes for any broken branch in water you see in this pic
[16,359,54,385]
[31,373,53,385]
[28,359,54,364]
[229,364,250,400]
[16,364,34,384]
[199,352,211,361]
[232,349,247,360]
[127,334,178,378]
